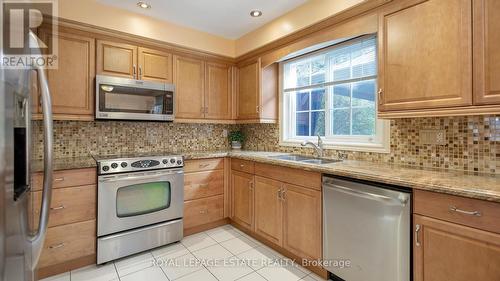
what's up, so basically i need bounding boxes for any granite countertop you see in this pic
[35,150,500,203]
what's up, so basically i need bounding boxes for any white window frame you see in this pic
[279,35,390,153]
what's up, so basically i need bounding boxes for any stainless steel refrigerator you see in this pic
[1,32,54,281]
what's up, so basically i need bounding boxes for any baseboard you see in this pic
[36,254,96,280]
[184,218,230,236]
[230,220,328,279]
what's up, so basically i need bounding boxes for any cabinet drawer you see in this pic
[231,159,255,174]
[184,158,224,173]
[31,185,96,229]
[184,195,224,229]
[32,168,96,191]
[414,190,500,234]
[39,220,96,268]
[254,163,321,190]
[184,170,224,201]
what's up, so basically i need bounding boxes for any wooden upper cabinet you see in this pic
[254,176,283,246]
[205,62,232,120]
[230,170,254,231]
[138,47,172,83]
[97,40,137,79]
[173,55,205,119]
[39,29,95,119]
[378,0,472,111]
[473,0,500,105]
[414,215,500,281]
[237,60,260,119]
[283,184,322,260]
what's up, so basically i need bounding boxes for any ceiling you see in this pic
[97,0,308,39]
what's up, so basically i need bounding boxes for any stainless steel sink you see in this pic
[268,154,341,165]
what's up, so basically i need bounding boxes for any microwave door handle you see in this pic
[28,52,54,269]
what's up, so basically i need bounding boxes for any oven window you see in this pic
[99,84,173,114]
[116,181,171,217]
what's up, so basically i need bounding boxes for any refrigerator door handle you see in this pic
[28,62,54,269]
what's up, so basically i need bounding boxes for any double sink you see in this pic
[268,154,342,165]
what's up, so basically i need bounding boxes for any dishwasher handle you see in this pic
[324,183,409,206]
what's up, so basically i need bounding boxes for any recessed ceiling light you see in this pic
[250,10,262,17]
[137,1,151,9]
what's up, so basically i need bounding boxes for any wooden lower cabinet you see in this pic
[254,176,283,246]
[39,220,96,269]
[283,184,322,260]
[184,195,224,229]
[230,170,254,231]
[414,215,500,281]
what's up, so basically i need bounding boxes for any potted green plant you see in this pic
[228,131,245,150]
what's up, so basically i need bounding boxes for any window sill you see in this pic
[279,139,390,154]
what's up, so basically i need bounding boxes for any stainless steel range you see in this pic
[95,153,184,264]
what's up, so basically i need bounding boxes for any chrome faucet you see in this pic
[301,135,324,158]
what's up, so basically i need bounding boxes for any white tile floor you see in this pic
[41,225,325,281]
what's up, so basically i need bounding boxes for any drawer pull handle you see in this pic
[449,206,482,217]
[54,177,65,182]
[199,210,208,214]
[49,243,65,249]
[198,184,209,188]
[415,224,421,247]
[50,205,65,211]
[199,164,210,168]
[240,164,245,167]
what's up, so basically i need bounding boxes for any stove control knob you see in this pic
[121,162,128,168]
[177,159,183,165]
[162,159,168,164]
[170,158,176,164]
[111,163,118,169]
[102,166,110,172]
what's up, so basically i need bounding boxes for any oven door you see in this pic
[95,75,174,121]
[97,169,184,236]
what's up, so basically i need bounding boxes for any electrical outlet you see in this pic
[419,129,446,145]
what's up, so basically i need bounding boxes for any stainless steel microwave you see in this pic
[95,75,175,121]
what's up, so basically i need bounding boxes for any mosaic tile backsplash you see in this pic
[241,115,500,175]
[34,115,500,175]
[32,121,236,159]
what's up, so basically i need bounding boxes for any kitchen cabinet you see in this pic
[237,59,278,123]
[173,55,205,119]
[230,160,322,262]
[205,62,232,120]
[254,176,283,246]
[283,183,322,260]
[183,158,227,234]
[413,190,500,281]
[35,29,95,120]
[230,170,254,231]
[97,40,172,83]
[378,0,472,112]
[174,56,234,121]
[31,168,97,280]
[413,215,500,281]
[473,0,500,105]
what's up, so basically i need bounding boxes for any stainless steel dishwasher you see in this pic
[323,176,411,281]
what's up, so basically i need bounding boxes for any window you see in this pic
[280,36,390,152]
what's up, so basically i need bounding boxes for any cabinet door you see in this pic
[473,0,500,105]
[138,47,172,83]
[237,60,260,119]
[40,30,95,117]
[96,40,137,79]
[173,55,205,119]
[378,0,472,111]
[230,170,254,231]
[283,184,321,260]
[414,215,500,281]
[254,176,283,246]
[205,62,232,120]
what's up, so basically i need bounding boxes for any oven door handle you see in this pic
[99,170,183,183]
